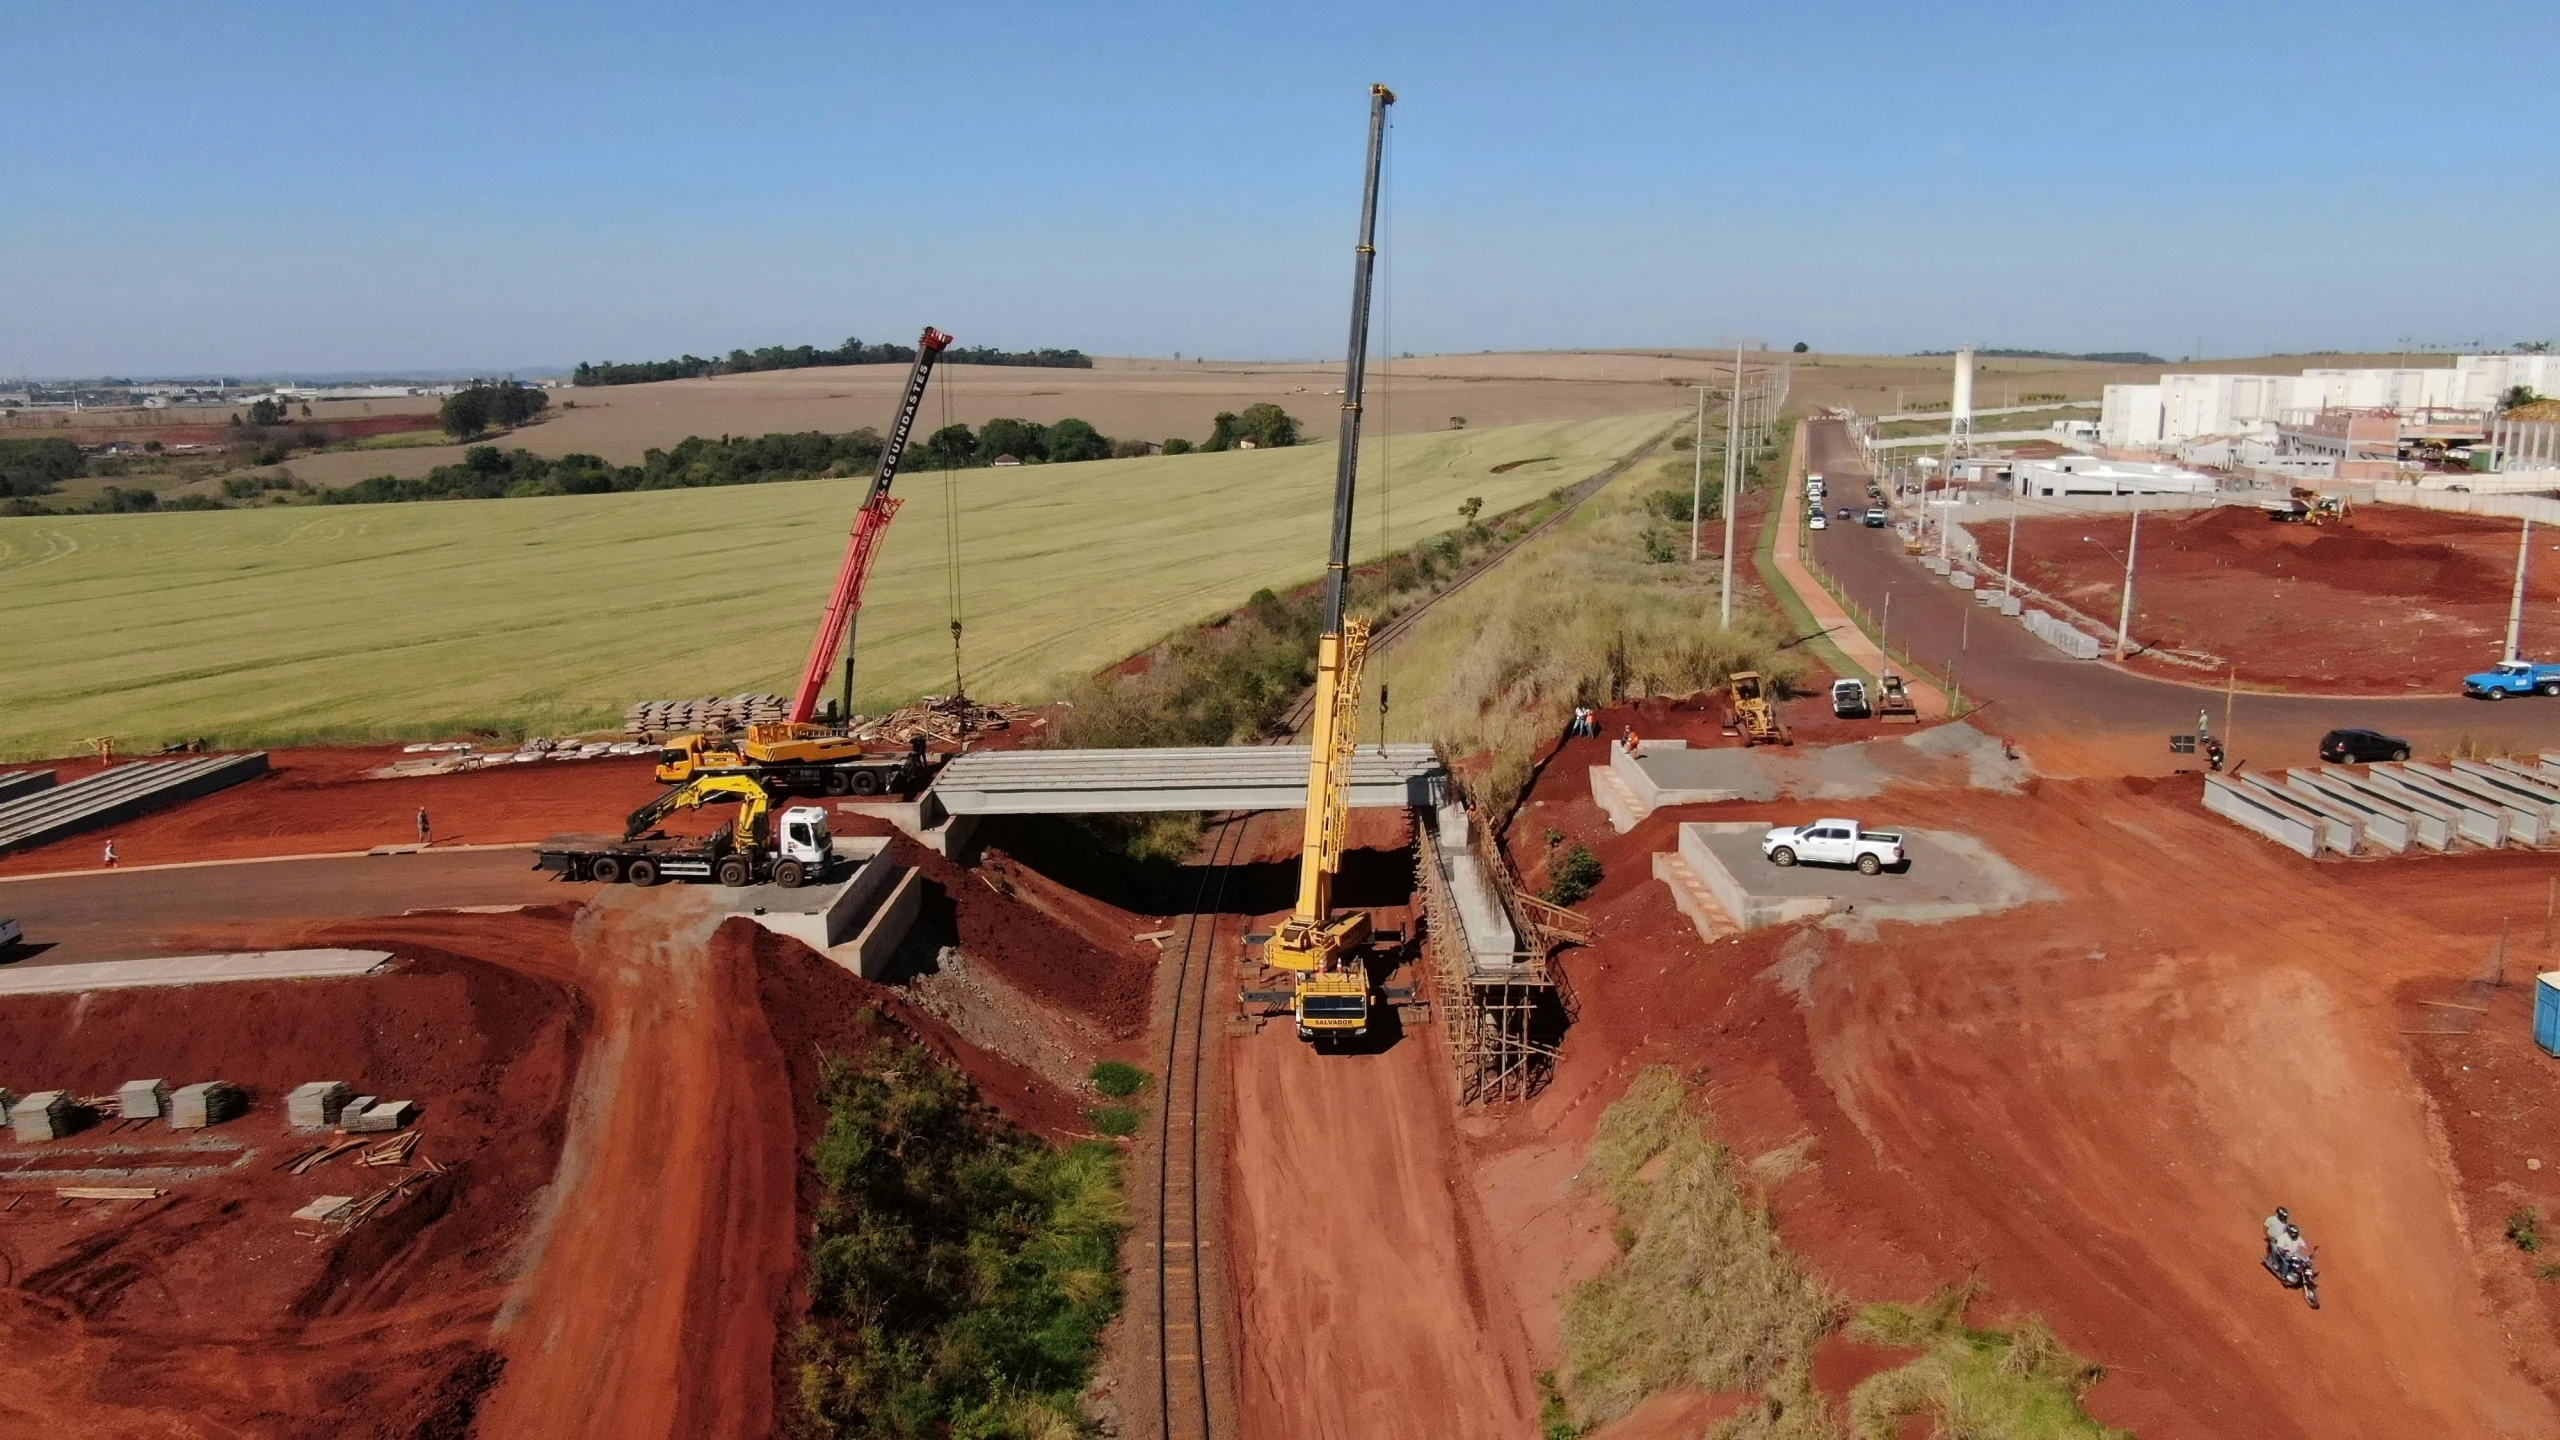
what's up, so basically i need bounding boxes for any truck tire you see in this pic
[1857,854,1883,876]
[774,859,807,888]
[625,857,658,888]
[1770,846,1797,867]
[2484,686,2507,700]
[589,855,623,884]
[2541,681,2560,697]
[850,769,883,796]
[717,856,752,887]
[823,770,850,796]
[2393,747,2411,762]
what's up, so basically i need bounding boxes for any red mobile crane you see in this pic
[788,326,953,725]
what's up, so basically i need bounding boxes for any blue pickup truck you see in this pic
[2463,659,2560,699]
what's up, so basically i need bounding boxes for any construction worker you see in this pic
[416,807,432,847]
[102,840,118,868]
[2205,737,2226,773]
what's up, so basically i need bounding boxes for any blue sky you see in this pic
[5,0,2554,375]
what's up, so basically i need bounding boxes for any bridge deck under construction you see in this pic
[928,743,1446,816]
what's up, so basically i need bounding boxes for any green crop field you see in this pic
[0,413,1673,761]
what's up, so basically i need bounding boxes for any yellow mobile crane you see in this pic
[1269,83,1394,1046]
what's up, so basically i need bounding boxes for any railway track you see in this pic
[1279,419,1682,734]
[1152,812,1245,1440]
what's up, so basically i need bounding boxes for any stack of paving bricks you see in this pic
[342,1098,417,1133]
[117,1079,168,1121]
[623,693,788,738]
[10,1090,73,1142]
[168,1081,244,1130]
[287,1080,354,1130]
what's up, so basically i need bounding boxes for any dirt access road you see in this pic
[1800,420,2560,774]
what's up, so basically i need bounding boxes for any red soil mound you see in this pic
[0,907,588,1438]
[891,834,1157,1039]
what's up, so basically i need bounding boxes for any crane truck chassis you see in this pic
[654,727,933,797]
[535,775,834,888]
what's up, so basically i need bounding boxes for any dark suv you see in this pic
[2319,727,2411,764]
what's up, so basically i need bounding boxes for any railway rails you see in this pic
[1150,812,1244,1440]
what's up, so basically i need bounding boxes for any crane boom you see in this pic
[787,326,953,724]
[1270,84,1393,1034]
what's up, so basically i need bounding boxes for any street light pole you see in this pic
[2114,503,2142,661]
[2506,516,2535,663]
[1719,342,1743,628]
[1688,383,1707,563]
[2004,507,2018,597]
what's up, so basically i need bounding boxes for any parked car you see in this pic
[2319,727,2411,764]
[1808,511,1827,530]
[2462,659,2560,699]
[1862,507,1889,527]
[1762,819,1905,874]
[1836,505,1856,519]
[1831,678,1870,718]
[0,917,20,956]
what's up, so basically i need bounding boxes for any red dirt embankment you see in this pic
[1475,755,2560,1437]
[0,907,588,1438]
[1985,504,2560,692]
[0,744,667,875]
[892,833,1157,1039]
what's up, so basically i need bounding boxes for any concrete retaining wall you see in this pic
[2205,776,2319,858]
[2023,609,2102,660]
[1677,823,1840,929]
[836,869,923,980]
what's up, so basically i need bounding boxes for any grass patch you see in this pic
[1560,1068,1840,1428]
[789,1035,1123,1439]
[1844,1283,2129,1440]
[0,413,1665,761]
[2509,1205,2544,1253]
[1088,1061,1149,1099]
[1382,432,1806,816]
[1090,1106,1141,1137]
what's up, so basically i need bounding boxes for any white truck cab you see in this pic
[1761,818,1905,874]
[776,806,833,868]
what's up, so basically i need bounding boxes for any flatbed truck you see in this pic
[534,775,834,887]
[653,726,934,797]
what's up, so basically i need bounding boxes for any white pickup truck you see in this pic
[1761,819,1905,874]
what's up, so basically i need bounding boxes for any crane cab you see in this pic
[1293,970,1372,1043]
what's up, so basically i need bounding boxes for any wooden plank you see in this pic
[59,1186,161,1201]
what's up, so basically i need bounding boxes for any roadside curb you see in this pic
[0,841,537,885]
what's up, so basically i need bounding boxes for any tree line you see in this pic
[571,336,1094,386]
[321,429,893,504]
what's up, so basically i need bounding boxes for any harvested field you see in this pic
[0,908,586,1438]
[1473,739,2560,1437]
[1983,503,2560,693]
[0,413,1667,761]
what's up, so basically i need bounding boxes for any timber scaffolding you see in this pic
[1415,796,1586,1104]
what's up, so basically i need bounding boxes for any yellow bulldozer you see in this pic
[1721,670,1793,747]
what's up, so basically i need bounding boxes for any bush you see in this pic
[1089,1061,1150,1098]
[162,493,226,511]
[1202,402,1300,451]
[1544,845,1603,906]
[2510,1206,2544,1253]
[1160,437,1193,455]
[439,383,547,439]
[0,437,84,497]
[1092,1106,1141,1137]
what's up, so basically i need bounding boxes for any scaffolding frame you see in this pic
[1416,813,1570,1105]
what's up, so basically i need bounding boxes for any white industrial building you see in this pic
[2099,354,2560,450]
[2012,455,2218,498]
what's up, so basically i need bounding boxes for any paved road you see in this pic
[1800,421,2560,774]
[0,848,580,965]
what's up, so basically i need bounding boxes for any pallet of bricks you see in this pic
[623,693,788,739]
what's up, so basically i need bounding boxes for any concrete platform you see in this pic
[1593,729,2027,832]
[1657,822,2049,935]
[725,838,917,979]
[0,948,392,997]
[929,743,1446,816]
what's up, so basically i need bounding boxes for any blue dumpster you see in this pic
[2538,972,2560,1059]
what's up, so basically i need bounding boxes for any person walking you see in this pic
[416,807,432,847]
[102,840,118,868]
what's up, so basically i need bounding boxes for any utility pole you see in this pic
[2003,507,2019,597]
[1719,341,1743,628]
[2114,504,2142,661]
[1689,384,1708,562]
[2506,516,2535,662]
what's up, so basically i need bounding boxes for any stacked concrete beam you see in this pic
[287,1081,353,1129]
[2204,775,2319,858]
[2313,768,2455,850]
[2229,774,2359,854]
[0,754,269,857]
[623,693,788,737]
[2356,767,2506,847]
[2283,772,2413,852]
[2449,760,2560,828]
[2374,764,2529,846]
[169,1081,243,1130]
[2400,762,2553,844]
[116,1079,168,1120]
[0,771,56,805]
[10,1090,73,1143]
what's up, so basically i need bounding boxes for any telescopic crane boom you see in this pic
[787,326,954,725]
[1270,83,1393,1044]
